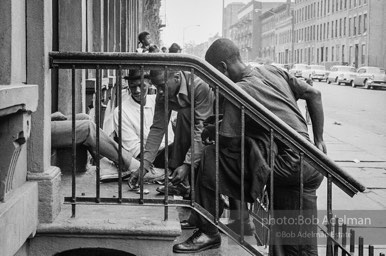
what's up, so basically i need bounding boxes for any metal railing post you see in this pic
[95,66,101,203]
[71,66,77,217]
[117,66,123,202]
[164,66,169,221]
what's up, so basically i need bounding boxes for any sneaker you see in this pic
[156,183,190,198]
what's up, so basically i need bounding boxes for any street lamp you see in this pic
[182,24,200,48]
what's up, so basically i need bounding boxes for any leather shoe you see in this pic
[180,220,196,230]
[226,219,255,236]
[173,230,221,253]
[156,183,190,198]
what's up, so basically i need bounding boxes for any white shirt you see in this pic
[113,94,174,158]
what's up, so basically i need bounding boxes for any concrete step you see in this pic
[29,204,181,256]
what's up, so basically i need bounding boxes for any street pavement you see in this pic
[300,84,386,255]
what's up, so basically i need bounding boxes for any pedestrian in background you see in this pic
[169,43,182,53]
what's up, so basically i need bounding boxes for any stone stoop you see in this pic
[28,204,181,256]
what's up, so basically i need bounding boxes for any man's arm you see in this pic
[170,78,214,185]
[277,67,327,154]
[143,95,170,167]
[302,87,327,153]
[183,78,214,168]
[113,108,142,158]
[128,95,170,188]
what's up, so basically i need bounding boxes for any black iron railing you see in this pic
[50,51,366,256]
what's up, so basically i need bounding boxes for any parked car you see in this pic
[302,65,327,81]
[289,64,310,78]
[326,65,357,85]
[353,66,386,89]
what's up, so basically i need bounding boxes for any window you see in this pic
[326,47,328,61]
[327,22,329,39]
[323,23,326,40]
[332,0,335,12]
[317,25,319,40]
[342,45,345,62]
[324,0,327,15]
[332,21,334,38]
[348,18,351,36]
[354,0,356,7]
[317,48,319,63]
[335,20,338,37]
[344,17,347,36]
[340,18,342,36]
[353,16,356,35]
[314,25,316,40]
[358,15,361,34]
[345,0,347,9]
[332,46,334,61]
[349,0,351,8]
[349,46,352,63]
[361,44,365,64]
[363,13,367,33]
[317,2,320,17]
[336,45,340,61]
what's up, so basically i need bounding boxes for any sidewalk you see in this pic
[317,116,386,211]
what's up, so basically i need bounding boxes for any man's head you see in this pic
[124,69,151,104]
[150,70,181,98]
[138,31,151,47]
[169,43,182,53]
[149,44,160,53]
[205,38,245,82]
[161,46,167,53]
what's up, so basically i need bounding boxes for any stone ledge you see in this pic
[0,84,38,116]
[0,182,38,256]
[37,204,181,240]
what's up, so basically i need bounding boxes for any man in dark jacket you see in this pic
[173,38,326,255]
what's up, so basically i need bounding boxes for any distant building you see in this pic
[260,1,293,64]
[222,2,245,39]
[224,0,286,62]
[224,0,386,70]
[293,0,385,69]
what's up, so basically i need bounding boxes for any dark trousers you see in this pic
[191,143,323,256]
[168,108,192,170]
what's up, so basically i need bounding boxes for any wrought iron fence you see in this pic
[49,51,368,255]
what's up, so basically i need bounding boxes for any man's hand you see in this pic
[170,164,190,185]
[315,139,327,154]
[127,160,152,189]
[51,112,67,121]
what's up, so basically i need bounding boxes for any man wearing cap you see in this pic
[168,43,182,53]
[113,70,174,170]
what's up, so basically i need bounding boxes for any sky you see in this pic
[160,0,250,47]
[160,0,287,47]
